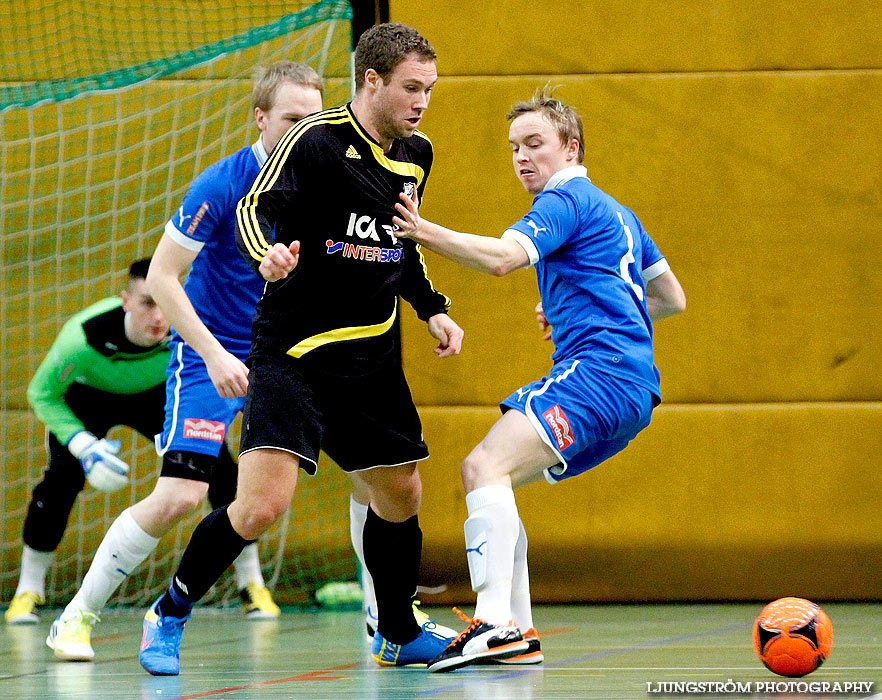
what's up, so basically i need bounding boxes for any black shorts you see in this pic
[239,351,429,474]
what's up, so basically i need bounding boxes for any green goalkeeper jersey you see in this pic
[26,297,170,444]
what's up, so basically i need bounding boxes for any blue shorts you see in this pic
[155,340,247,458]
[500,358,657,484]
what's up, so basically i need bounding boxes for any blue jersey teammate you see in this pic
[47,63,324,662]
[392,87,687,672]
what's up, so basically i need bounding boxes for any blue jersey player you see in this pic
[392,87,686,672]
[47,63,324,662]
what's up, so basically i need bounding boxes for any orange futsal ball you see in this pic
[753,597,833,677]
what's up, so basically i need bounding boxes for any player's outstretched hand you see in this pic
[392,189,421,238]
[68,432,130,492]
[205,348,250,398]
[535,301,552,341]
[427,313,464,358]
[259,241,300,282]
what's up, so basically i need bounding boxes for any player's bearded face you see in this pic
[373,56,437,142]
[509,113,579,195]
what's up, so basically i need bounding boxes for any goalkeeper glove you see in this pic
[67,431,130,492]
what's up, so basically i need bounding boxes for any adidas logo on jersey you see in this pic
[345,145,361,159]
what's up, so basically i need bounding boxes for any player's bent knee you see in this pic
[460,452,486,492]
[154,487,206,528]
[360,464,422,518]
[173,485,208,517]
[373,477,421,520]
[461,441,512,491]
[229,498,285,540]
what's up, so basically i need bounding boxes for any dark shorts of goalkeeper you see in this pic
[239,349,429,474]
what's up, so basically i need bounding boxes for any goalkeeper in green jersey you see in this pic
[4,259,172,623]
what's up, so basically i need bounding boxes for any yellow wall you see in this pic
[391,0,882,601]
[418,404,882,602]
[392,1,882,74]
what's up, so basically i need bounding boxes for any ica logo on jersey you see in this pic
[328,212,404,262]
[345,212,399,245]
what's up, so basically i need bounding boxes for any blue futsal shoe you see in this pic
[371,623,454,666]
[139,598,190,676]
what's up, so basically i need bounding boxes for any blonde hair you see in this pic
[506,85,585,164]
[252,61,323,112]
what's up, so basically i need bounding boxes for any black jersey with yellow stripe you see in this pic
[235,104,450,372]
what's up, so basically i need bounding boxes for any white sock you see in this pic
[233,543,265,590]
[349,496,376,619]
[465,485,519,627]
[64,508,159,618]
[511,519,534,631]
[15,545,53,598]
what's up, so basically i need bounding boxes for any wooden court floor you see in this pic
[2,603,881,699]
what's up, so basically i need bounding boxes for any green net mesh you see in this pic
[1,0,358,608]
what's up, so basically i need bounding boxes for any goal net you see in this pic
[1,0,357,608]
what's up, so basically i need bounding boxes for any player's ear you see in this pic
[254,106,266,131]
[363,68,382,91]
[120,288,131,312]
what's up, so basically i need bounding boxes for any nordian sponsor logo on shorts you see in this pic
[183,418,225,442]
[542,404,574,450]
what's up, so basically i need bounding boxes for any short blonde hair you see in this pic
[252,61,323,112]
[506,85,585,164]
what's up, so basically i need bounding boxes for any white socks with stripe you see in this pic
[64,507,159,618]
[465,485,520,627]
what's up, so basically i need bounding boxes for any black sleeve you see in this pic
[399,238,451,321]
[235,140,300,274]
[398,136,449,320]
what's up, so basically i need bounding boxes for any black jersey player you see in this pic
[139,23,464,676]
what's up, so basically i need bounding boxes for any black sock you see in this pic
[158,505,253,618]
[363,506,422,644]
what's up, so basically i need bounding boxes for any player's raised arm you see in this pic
[393,191,529,276]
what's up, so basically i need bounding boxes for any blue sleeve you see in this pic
[637,220,664,270]
[166,165,228,243]
[507,190,580,260]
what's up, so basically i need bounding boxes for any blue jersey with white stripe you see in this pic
[164,141,267,347]
[504,166,665,399]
